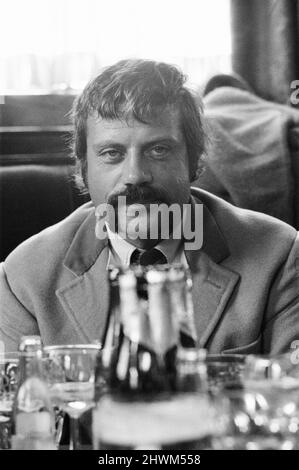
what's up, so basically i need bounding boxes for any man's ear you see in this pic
[73,158,89,195]
[190,160,206,183]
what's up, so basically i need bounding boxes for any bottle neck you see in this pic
[18,350,44,384]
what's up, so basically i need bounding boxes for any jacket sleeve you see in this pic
[0,263,39,352]
[263,233,299,354]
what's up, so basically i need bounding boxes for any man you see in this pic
[0,59,298,354]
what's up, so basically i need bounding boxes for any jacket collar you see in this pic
[63,204,108,276]
[184,191,229,270]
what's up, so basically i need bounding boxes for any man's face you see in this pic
[86,106,191,248]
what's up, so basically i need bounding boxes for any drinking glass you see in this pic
[0,352,19,449]
[206,354,246,394]
[44,344,100,450]
[213,354,299,450]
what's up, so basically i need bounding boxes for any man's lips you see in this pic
[124,201,165,217]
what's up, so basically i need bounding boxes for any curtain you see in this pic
[0,0,232,94]
[231,0,299,107]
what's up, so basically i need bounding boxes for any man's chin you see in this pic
[125,201,164,215]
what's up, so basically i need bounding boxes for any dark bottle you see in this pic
[116,269,178,396]
[95,267,121,401]
[12,336,56,450]
[93,266,211,450]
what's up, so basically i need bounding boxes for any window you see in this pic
[0,0,231,94]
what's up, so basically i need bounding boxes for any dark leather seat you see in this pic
[0,162,89,261]
[0,94,90,261]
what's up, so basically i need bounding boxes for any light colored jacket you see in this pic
[1,188,298,354]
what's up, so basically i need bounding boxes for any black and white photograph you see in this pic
[0,0,299,456]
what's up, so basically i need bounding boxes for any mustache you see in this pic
[107,185,170,208]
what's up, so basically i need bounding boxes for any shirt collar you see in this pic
[105,223,183,269]
[105,223,135,268]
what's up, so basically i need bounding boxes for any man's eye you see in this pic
[99,150,123,162]
[148,146,169,158]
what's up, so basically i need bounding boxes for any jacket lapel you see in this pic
[185,250,240,347]
[185,193,240,347]
[56,207,110,343]
[56,247,110,343]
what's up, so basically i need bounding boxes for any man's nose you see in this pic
[122,151,152,185]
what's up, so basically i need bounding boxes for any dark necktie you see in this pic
[130,248,167,266]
